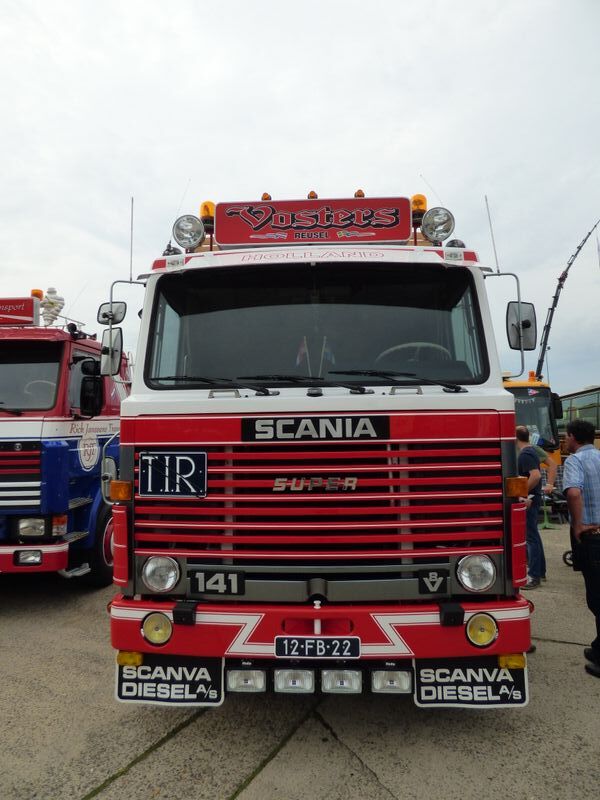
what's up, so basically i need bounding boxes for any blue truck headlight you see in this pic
[18,518,46,537]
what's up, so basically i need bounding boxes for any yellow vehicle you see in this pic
[504,371,563,466]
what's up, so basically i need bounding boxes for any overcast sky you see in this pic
[1,0,599,395]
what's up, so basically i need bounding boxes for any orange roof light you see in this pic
[261,192,272,201]
[31,289,44,300]
[200,201,215,219]
[354,189,365,198]
[411,194,427,213]
[307,190,318,199]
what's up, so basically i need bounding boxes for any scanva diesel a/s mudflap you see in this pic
[111,596,531,708]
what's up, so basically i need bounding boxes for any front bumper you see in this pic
[110,595,531,659]
[0,542,68,573]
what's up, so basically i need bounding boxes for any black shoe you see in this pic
[527,644,536,654]
[584,662,600,678]
[584,647,600,666]
[522,578,541,590]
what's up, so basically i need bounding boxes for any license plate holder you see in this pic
[275,636,360,659]
[116,655,224,706]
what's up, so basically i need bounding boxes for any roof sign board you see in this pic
[0,297,39,326]
[215,197,412,247]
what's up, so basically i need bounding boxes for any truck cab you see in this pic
[0,293,128,585]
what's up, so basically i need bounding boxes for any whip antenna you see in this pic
[485,195,500,274]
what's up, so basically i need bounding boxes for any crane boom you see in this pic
[535,218,600,378]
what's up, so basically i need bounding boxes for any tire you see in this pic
[82,504,114,588]
[562,550,573,567]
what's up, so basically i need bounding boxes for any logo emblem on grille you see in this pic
[273,477,358,492]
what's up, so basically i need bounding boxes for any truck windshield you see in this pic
[146,262,488,388]
[0,341,62,410]
[508,386,559,450]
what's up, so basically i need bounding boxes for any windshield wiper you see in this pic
[149,375,275,396]
[0,403,23,416]
[329,369,467,393]
[238,373,372,394]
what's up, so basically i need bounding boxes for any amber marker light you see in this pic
[307,190,318,199]
[261,192,272,201]
[117,651,144,667]
[354,189,365,198]
[109,480,133,502]
[505,477,528,498]
[31,288,44,300]
[498,654,526,669]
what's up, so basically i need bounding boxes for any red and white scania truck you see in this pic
[104,193,536,708]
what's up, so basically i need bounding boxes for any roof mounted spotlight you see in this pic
[172,215,206,250]
[307,190,318,199]
[421,207,455,242]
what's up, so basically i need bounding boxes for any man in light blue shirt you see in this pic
[562,419,600,678]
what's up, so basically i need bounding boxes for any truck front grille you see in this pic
[133,440,503,570]
[0,442,42,507]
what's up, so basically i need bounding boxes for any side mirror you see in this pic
[80,376,104,417]
[552,392,564,420]
[506,302,537,350]
[100,328,123,376]
[97,301,127,325]
[101,456,118,504]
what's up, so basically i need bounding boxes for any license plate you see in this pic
[275,636,360,659]
[189,570,245,596]
[414,657,528,708]
[116,655,224,706]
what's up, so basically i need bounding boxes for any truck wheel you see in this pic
[83,505,114,588]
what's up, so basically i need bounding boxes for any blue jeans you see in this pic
[526,497,546,580]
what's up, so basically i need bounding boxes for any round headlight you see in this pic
[142,612,173,645]
[466,613,498,647]
[421,207,455,242]
[172,215,206,249]
[456,555,496,592]
[141,556,180,593]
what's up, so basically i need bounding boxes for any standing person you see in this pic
[562,419,600,678]
[516,426,545,589]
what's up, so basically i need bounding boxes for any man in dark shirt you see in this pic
[516,426,544,589]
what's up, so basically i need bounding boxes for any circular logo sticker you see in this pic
[79,430,100,471]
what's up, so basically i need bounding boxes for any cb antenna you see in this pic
[485,195,500,273]
[129,196,134,283]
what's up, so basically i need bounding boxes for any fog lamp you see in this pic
[173,215,205,249]
[141,556,180,593]
[371,670,412,694]
[274,669,315,693]
[142,612,173,645]
[16,550,42,565]
[421,206,455,241]
[226,670,266,692]
[466,613,498,647]
[321,670,362,693]
[456,554,496,592]
[18,518,45,537]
